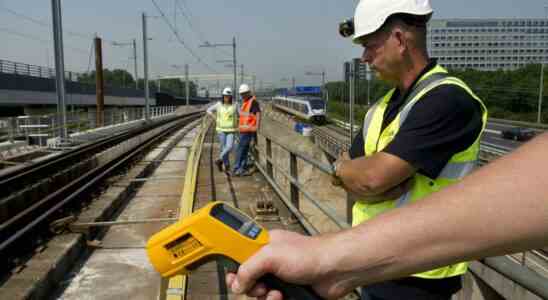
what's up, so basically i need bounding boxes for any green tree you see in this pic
[78,68,135,88]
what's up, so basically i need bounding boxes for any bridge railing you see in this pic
[251,121,548,299]
[0,106,178,149]
[0,59,81,82]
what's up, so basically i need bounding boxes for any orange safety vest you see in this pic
[239,96,258,132]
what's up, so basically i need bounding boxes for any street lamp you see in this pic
[112,39,138,89]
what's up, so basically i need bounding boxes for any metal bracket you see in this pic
[251,199,280,222]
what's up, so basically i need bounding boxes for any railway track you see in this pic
[50,117,202,300]
[0,111,202,284]
[312,124,351,159]
[182,122,357,299]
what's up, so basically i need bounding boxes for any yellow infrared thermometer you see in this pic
[146,201,323,300]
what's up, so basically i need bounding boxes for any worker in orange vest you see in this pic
[233,84,260,176]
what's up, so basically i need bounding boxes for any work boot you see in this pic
[215,159,223,172]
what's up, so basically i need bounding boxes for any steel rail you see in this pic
[0,111,202,195]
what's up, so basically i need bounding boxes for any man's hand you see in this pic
[225,230,351,300]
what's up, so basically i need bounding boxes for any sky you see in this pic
[1,0,548,90]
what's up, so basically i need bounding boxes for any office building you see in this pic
[428,18,548,71]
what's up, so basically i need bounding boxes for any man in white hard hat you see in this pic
[207,87,237,173]
[233,83,261,176]
[226,0,487,299]
[332,1,487,297]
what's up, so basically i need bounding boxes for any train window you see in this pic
[310,100,325,110]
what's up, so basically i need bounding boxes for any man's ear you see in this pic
[392,28,408,55]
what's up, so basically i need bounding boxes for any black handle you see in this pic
[220,258,324,300]
[261,273,324,300]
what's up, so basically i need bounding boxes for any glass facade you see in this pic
[428,18,548,71]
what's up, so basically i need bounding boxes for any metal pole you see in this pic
[322,71,326,100]
[142,12,150,121]
[51,0,67,140]
[95,37,105,128]
[538,63,544,123]
[158,79,161,93]
[185,64,189,105]
[289,153,299,209]
[350,63,355,144]
[366,64,371,106]
[133,38,138,89]
[232,37,237,104]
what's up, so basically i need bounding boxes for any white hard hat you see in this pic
[239,84,251,94]
[222,87,232,96]
[352,0,432,43]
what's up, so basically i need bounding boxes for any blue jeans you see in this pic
[233,132,255,173]
[218,132,234,167]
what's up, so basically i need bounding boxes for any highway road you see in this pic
[484,121,545,150]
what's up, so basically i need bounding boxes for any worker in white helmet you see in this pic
[207,87,237,173]
[227,0,488,299]
[233,83,261,176]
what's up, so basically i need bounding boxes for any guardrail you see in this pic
[253,126,547,299]
[253,132,349,231]
[490,117,548,130]
[0,59,81,81]
[0,106,178,147]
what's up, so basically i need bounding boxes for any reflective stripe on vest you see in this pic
[355,65,488,279]
[216,104,236,132]
[239,97,258,132]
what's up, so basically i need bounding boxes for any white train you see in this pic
[272,96,326,124]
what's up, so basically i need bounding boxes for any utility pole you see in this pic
[240,64,244,85]
[95,37,105,127]
[233,37,237,100]
[51,0,67,140]
[133,38,138,89]
[142,12,150,121]
[185,64,189,106]
[539,63,544,123]
[366,64,371,106]
[199,37,237,101]
[349,63,355,144]
[538,6,548,124]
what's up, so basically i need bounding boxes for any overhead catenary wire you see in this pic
[150,0,218,73]
[0,4,117,43]
[0,27,89,56]
[174,0,232,58]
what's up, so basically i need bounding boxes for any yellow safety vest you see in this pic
[354,65,488,279]
[216,104,237,133]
